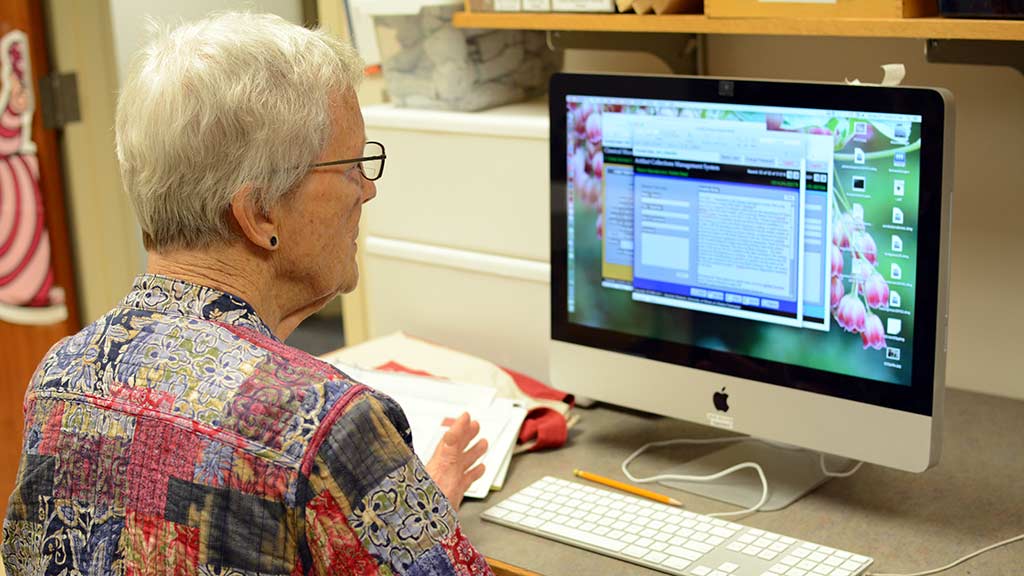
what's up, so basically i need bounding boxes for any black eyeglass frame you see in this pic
[311,140,386,181]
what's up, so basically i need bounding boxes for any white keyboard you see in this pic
[482,476,873,576]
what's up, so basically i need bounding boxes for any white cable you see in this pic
[819,453,864,478]
[867,532,1024,576]
[620,437,769,518]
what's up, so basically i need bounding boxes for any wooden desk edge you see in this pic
[487,557,542,576]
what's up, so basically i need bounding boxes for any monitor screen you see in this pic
[551,74,950,419]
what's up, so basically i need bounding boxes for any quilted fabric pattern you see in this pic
[3,274,491,576]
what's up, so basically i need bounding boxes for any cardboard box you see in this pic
[706,0,938,18]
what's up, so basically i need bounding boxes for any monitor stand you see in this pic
[657,441,851,511]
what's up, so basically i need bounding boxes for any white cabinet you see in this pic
[359,102,552,380]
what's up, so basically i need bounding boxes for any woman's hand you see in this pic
[425,412,488,511]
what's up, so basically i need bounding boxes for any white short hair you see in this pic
[115,12,363,251]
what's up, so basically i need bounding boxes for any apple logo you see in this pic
[713,387,730,412]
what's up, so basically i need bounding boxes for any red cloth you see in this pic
[372,361,572,451]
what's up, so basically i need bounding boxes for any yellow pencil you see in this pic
[574,469,683,507]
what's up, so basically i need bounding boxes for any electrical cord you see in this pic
[621,437,1020,574]
[620,437,770,518]
[819,453,864,478]
[866,532,1024,576]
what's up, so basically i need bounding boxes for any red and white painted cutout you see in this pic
[0,30,66,325]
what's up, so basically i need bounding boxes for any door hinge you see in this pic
[38,72,81,129]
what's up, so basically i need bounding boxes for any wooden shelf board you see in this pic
[453,12,1024,41]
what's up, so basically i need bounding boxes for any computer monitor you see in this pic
[549,73,953,510]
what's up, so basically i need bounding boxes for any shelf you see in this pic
[453,12,1024,41]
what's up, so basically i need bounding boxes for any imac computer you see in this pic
[549,73,954,510]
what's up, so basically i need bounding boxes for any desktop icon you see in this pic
[887,318,902,335]
[894,179,905,197]
[894,151,907,167]
[893,207,905,225]
[886,347,902,361]
[889,291,902,309]
[892,235,903,253]
[891,262,902,280]
[713,387,730,412]
[855,122,868,137]
[852,176,867,193]
[854,147,866,164]
[894,123,910,142]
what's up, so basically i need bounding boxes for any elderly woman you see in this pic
[3,12,491,576]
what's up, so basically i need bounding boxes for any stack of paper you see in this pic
[334,362,529,499]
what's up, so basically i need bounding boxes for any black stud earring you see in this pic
[270,235,278,248]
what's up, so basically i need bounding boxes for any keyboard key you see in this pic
[521,517,544,529]
[840,561,861,571]
[645,551,669,564]
[781,537,797,545]
[641,528,658,538]
[538,521,626,553]
[770,542,790,552]
[607,529,624,540]
[655,532,672,543]
[758,550,778,561]
[797,560,817,571]
[652,542,668,552]
[825,556,844,567]
[667,545,703,561]
[566,519,582,528]
[768,564,787,574]
[692,533,708,542]
[709,571,728,576]
[622,534,639,544]
[488,509,508,519]
[711,527,736,538]
[786,569,808,576]
[650,520,666,530]
[500,501,529,514]
[801,543,818,550]
[755,538,773,548]
[781,556,800,566]
[636,537,654,548]
[749,529,765,536]
[691,567,712,576]
[706,536,725,547]
[852,555,870,564]
[671,536,687,546]
[743,546,764,556]
[624,545,648,558]
[726,542,745,552]
[718,562,739,573]
[811,566,833,575]
[663,557,691,572]
[506,512,524,523]
[819,546,836,555]
[696,523,714,533]
[832,571,851,576]
[594,526,610,536]
[685,541,714,554]
[793,549,810,558]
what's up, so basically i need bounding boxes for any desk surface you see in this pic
[459,388,1024,575]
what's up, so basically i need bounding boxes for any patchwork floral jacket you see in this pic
[3,274,491,576]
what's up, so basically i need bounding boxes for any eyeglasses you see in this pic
[311,141,386,181]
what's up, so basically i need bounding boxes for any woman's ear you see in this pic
[229,185,279,251]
